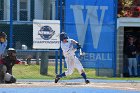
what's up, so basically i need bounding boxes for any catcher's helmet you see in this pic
[0,32,7,38]
[38,26,55,40]
[60,32,68,41]
[7,48,16,56]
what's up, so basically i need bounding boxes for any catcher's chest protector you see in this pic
[4,56,16,67]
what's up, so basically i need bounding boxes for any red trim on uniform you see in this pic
[0,59,4,64]
[15,60,20,64]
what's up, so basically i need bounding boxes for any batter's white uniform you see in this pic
[61,39,84,76]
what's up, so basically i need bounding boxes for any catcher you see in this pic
[0,48,21,83]
[55,32,90,84]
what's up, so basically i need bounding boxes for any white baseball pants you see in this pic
[64,55,84,76]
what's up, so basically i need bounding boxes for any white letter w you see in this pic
[70,5,108,49]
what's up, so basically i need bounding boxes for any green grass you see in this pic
[13,64,96,80]
[13,64,140,80]
[13,65,54,79]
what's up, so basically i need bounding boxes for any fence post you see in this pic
[40,52,48,75]
[59,0,63,74]
[10,0,13,48]
[55,51,58,74]
[55,0,58,19]
[36,52,40,65]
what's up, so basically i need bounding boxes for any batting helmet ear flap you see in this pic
[60,32,68,41]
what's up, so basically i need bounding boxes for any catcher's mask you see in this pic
[0,32,7,42]
[7,48,16,56]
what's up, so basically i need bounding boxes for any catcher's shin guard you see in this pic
[55,75,60,83]
[0,73,5,84]
[5,76,16,83]
[4,73,16,83]
[0,65,6,84]
[85,79,90,84]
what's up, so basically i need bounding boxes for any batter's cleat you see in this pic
[55,75,60,83]
[85,79,90,84]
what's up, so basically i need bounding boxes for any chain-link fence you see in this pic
[0,0,65,80]
[14,50,61,79]
[2,0,140,81]
[0,0,96,81]
[0,0,116,81]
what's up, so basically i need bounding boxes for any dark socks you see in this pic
[58,72,66,78]
[81,73,87,80]
[58,72,87,80]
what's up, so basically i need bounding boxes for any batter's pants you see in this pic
[65,55,84,76]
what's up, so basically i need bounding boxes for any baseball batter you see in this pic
[55,32,90,84]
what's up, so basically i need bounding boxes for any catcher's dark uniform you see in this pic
[0,48,20,83]
[2,55,20,74]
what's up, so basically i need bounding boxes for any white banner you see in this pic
[33,20,60,49]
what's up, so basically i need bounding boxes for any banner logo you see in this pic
[38,26,55,40]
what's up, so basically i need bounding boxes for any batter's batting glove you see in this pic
[76,43,81,50]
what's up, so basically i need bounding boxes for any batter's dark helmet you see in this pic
[60,32,68,41]
[0,32,7,38]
